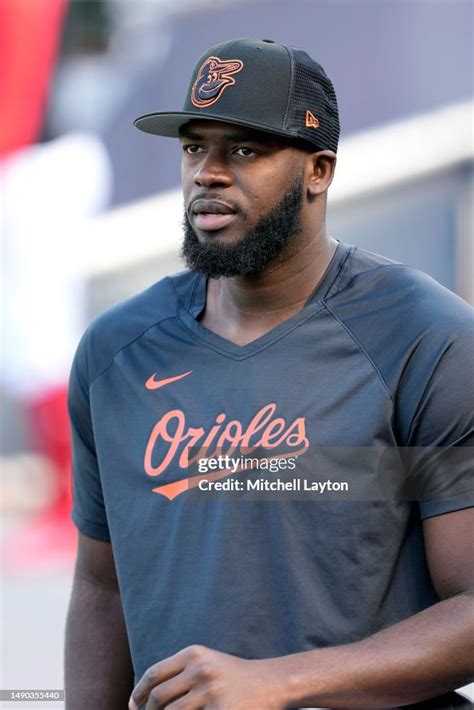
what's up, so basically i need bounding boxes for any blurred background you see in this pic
[0,0,472,706]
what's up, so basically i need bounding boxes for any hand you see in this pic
[129,644,287,709]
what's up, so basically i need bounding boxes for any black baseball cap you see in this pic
[134,38,340,153]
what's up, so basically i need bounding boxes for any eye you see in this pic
[235,147,257,157]
[183,144,204,154]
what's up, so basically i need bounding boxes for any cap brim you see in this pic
[133,111,297,141]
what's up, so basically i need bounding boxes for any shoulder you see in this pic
[329,245,473,340]
[326,245,473,402]
[72,269,196,386]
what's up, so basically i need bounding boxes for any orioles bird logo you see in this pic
[191,56,244,108]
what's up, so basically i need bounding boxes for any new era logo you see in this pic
[305,111,320,128]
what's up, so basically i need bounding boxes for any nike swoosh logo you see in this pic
[145,370,192,390]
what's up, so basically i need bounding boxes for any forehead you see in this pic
[178,119,294,147]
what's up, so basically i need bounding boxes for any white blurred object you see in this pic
[0,133,113,397]
[334,99,474,201]
[0,454,56,515]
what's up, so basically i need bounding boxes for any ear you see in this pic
[306,150,337,196]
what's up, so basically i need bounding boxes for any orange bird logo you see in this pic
[191,56,244,108]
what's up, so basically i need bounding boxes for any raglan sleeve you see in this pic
[68,331,111,542]
[399,324,474,520]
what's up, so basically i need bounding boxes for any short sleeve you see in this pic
[68,334,111,542]
[399,330,474,520]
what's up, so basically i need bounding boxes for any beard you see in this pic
[181,173,305,278]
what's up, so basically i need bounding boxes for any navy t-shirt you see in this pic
[69,241,473,700]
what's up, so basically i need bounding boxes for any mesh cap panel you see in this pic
[284,47,340,152]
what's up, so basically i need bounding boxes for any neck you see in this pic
[206,225,337,322]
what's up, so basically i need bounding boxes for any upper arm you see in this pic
[73,532,119,591]
[423,507,474,600]
[68,335,111,543]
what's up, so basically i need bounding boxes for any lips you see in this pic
[191,199,237,231]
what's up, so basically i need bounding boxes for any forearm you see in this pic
[65,577,134,709]
[275,592,474,709]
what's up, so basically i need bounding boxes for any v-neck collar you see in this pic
[178,241,353,360]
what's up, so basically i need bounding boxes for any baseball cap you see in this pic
[134,38,340,153]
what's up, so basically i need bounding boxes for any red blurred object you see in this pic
[0,0,68,156]
[27,385,73,519]
[0,0,74,573]
[3,386,77,573]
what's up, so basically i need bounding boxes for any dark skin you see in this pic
[65,535,135,709]
[66,120,474,709]
[179,120,338,346]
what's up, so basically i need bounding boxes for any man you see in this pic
[65,39,473,710]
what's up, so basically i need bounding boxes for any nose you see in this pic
[193,152,233,189]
